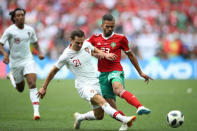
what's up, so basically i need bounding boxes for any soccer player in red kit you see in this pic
[88,14,153,130]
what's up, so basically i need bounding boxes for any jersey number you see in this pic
[101,47,110,53]
[73,59,81,67]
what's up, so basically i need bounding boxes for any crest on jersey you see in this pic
[14,38,20,44]
[111,42,116,48]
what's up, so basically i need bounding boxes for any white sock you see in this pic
[30,88,39,116]
[101,103,127,123]
[8,73,16,88]
[78,111,96,121]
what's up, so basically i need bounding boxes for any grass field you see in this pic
[0,79,196,131]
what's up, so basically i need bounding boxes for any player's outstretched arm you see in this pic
[92,47,117,61]
[126,51,153,83]
[0,43,9,64]
[32,41,44,60]
[37,66,60,99]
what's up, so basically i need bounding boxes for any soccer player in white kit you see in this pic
[37,29,136,130]
[0,8,44,120]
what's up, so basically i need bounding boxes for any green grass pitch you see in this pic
[0,79,197,131]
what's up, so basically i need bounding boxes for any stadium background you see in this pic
[0,0,197,79]
[0,1,197,131]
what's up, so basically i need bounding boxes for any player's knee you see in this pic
[113,87,123,96]
[28,81,36,89]
[16,86,24,92]
[95,113,104,120]
[112,83,122,94]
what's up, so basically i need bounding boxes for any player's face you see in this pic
[14,10,25,26]
[71,36,85,51]
[101,20,115,37]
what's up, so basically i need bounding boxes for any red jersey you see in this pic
[88,33,130,72]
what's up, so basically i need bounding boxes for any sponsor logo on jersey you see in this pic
[97,42,101,45]
[111,42,116,48]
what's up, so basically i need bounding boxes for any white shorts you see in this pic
[10,61,37,84]
[76,81,102,109]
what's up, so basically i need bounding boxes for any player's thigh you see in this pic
[23,61,37,88]
[93,107,104,120]
[10,66,24,84]
[76,82,102,109]
[23,61,37,76]
[109,71,125,89]
[99,72,116,100]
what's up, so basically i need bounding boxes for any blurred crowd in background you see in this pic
[0,0,197,60]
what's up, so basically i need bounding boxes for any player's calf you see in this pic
[94,113,104,120]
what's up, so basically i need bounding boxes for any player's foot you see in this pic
[74,112,82,129]
[125,115,136,127]
[6,72,16,88]
[136,106,151,115]
[119,123,128,131]
[33,115,40,120]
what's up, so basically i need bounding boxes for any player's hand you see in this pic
[3,54,9,64]
[37,87,47,99]
[104,53,117,61]
[38,54,45,60]
[140,72,153,84]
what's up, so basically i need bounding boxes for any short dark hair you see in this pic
[102,14,114,23]
[70,29,85,40]
[9,8,26,23]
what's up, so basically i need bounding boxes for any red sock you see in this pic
[118,110,125,116]
[120,90,142,108]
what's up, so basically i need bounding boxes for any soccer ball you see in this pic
[167,110,184,128]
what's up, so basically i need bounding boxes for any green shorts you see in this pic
[99,71,125,100]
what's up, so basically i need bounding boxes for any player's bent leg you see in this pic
[106,98,117,109]
[91,94,136,126]
[16,81,25,92]
[25,73,40,120]
[112,81,142,108]
[93,107,104,120]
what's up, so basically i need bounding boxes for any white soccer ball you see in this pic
[167,110,184,128]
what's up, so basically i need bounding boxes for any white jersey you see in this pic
[0,24,37,67]
[55,41,98,88]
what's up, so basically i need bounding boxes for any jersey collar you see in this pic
[101,32,114,40]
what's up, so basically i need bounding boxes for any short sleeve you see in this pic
[0,29,10,45]
[87,35,96,46]
[83,41,94,51]
[30,27,37,43]
[55,49,68,69]
[120,36,130,53]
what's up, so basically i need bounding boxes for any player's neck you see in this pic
[15,23,24,29]
[102,32,114,39]
[70,45,80,51]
